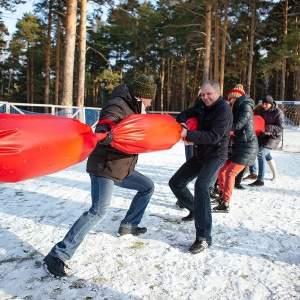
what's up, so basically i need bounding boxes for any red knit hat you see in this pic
[226,84,245,100]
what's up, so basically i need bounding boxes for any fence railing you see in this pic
[0,101,102,128]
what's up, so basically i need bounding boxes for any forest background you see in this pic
[0,0,300,112]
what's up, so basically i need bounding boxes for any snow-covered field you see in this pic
[0,129,299,300]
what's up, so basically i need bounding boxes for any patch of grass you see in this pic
[90,276,107,284]
[128,241,145,249]
[69,279,86,289]
[0,251,37,264]
[162,218,180,224]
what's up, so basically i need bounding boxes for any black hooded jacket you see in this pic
[229,94,258,166]
[176,97,233,160]
[256,101,284,150]
[86,84,142,182]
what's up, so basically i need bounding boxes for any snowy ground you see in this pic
[0,129,299,300]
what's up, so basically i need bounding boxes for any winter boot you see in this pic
[212,200,230,213]
[243,173,257,180]
[267,159,278,180]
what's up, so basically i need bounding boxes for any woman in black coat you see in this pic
[213,84,258,212]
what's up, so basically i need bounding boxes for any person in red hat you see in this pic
[212,84,258,212]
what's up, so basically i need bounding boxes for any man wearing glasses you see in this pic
[169,80,233,254]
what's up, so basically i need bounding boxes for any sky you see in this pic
[1,0,36,36]
[0,124,299,299]
[1,0,106,38]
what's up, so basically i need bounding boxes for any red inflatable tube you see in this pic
[0,113,181,183]
[0,114,97,183]
[186,115,265,136]
[109,114,182,154]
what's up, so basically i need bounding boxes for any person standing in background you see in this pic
[212,84,258,212]
[249,95,284,187]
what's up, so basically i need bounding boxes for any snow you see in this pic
[0,130,299,300]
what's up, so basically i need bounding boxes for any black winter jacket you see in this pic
[229,94,258,166]
[86,84,142,182]
[176,97,233,160]
[256,101,284,150]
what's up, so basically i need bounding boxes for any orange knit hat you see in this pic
[226,84,245,100]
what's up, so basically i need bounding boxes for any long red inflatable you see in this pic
[110,114,181,154]
[0,113,181,183]
[186,115,265,136]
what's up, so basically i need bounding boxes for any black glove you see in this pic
[98,132,114,145]
[260,131,266,137]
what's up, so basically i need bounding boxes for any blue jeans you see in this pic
[50,170,154,261]
[250,148,272,180]
[169,156,225,242]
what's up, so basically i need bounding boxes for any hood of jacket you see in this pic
[233,94,255,111]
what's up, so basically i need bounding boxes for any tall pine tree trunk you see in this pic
[77,0,87,109]
[166,56,172,111]
[203,4,212,82]
[181,52,187,110]
[280,0,288,101]
[214,1,219,82]
[246,0,256,95]
[61,0,78,108]
[55,16,61,106]
[220,0,228,95]
[44,0,53,112]
[160,56,165,111]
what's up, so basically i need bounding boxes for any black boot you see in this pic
[235,168,246,189]
[181,211,194,222]
[188,239,212,254]
[212,200,230,213]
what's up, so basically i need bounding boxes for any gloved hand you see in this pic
[260,131,266,137]
[98,132,114,145]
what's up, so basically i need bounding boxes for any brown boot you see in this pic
[243,174,257,180]
[249,179,264,187]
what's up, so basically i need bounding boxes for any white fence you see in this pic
[0,102,102,128]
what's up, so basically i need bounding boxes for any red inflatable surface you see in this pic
[186,117,198,131]
[110,114,181,154]
[0,114,97,183]
[253,115,265,136]
[186,115,265,136]
[0,113,181,183]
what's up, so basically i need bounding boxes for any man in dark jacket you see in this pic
[249,95,284,186]
[43,74,157,278]
[169,80,233,254]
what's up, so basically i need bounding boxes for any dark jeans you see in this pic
[235,167,246,185]
[169,156,225,242]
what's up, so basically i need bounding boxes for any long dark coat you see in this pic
[86,84,142,182]
[229,94,258,166]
